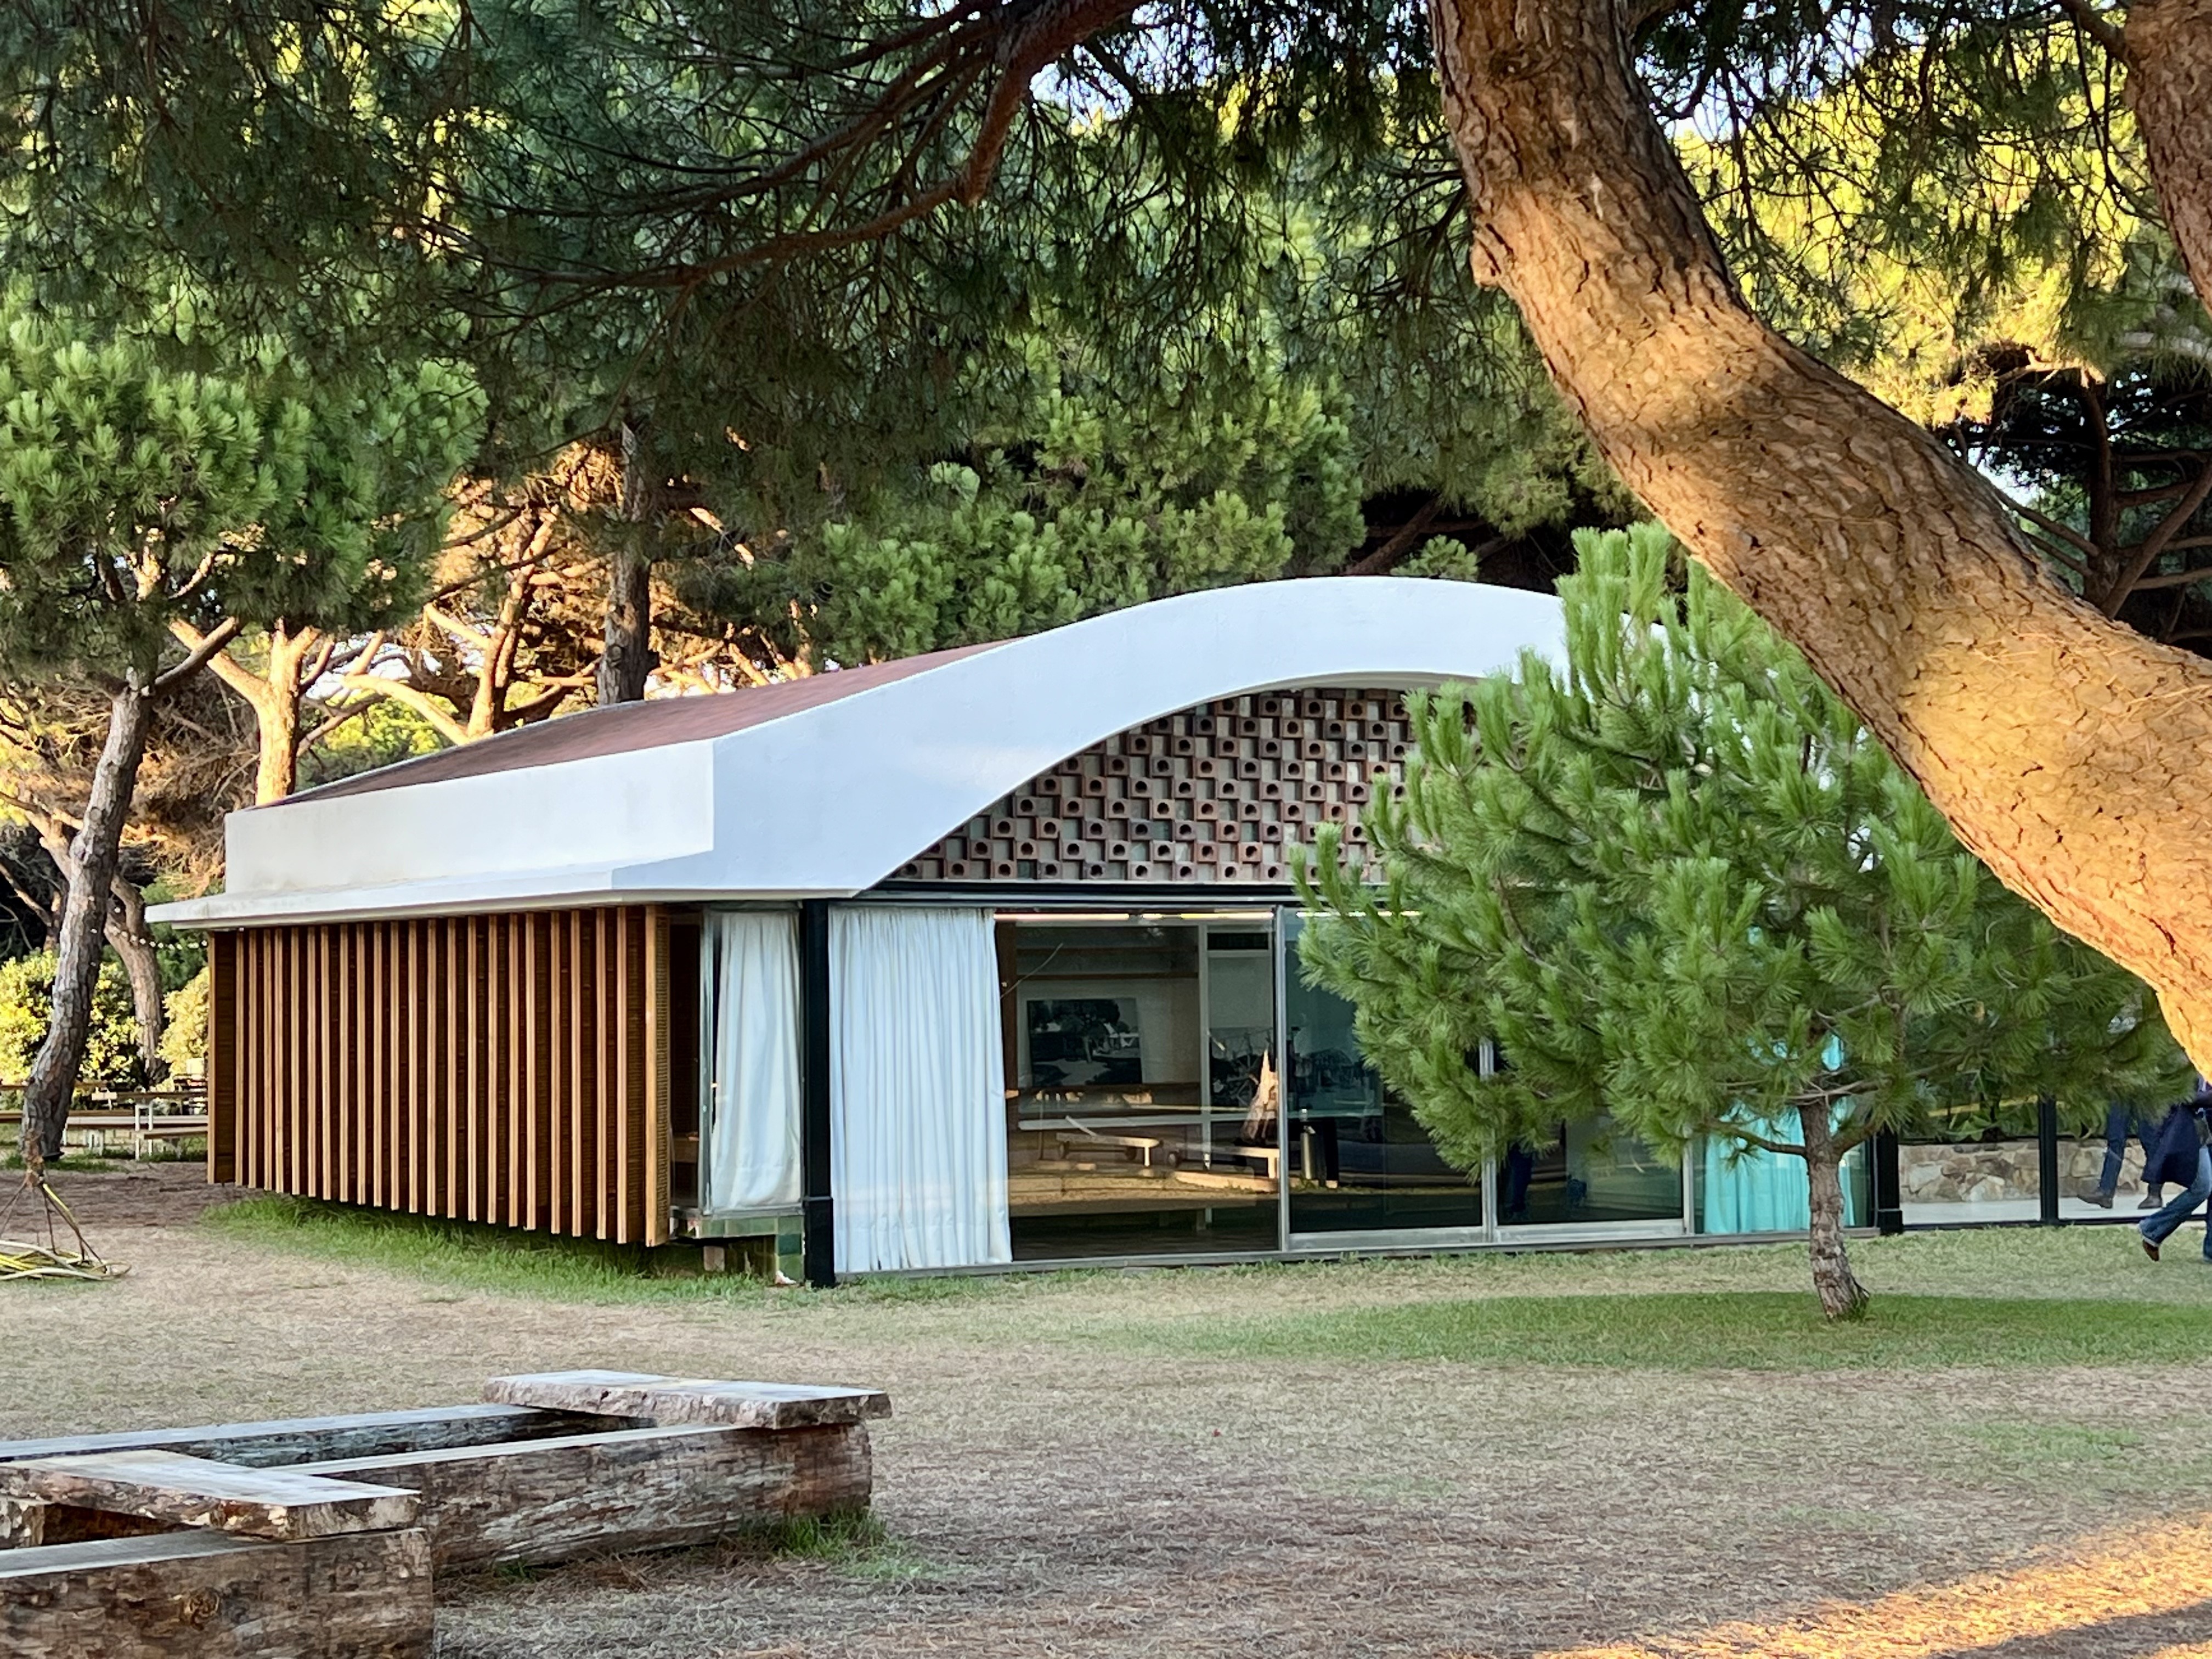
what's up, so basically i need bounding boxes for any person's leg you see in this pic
[1504,1145,1533,1221]
[2094,1103,2129,1198]
[2137,1110,2166,1208]
[2141,1147,2212,1255]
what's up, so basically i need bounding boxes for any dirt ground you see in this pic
[8,1165,2212,1658]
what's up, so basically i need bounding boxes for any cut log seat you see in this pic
[0,1526,432,1658]
[0,1403,614,1471]
[293,1421,872,1570]
[483,1371,891,1430]
[0,1451,420,1541]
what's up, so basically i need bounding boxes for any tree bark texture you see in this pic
[1797,1104,1868,1319]
[2123,0,2212,309]
[177,619,324,804]
[19,678,154,1169]
[1431,0,2212,1070]
[26,819,164,1077]
[104,876,166,1081]
[597,420,657,707]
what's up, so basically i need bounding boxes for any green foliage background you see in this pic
[0,951,146,1087]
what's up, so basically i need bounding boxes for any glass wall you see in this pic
[1001,915,1280,1258]
[1894,1099,2045,1226]
[2055,1104,2165,1222]
[994,906,1723,1260]
[1282,913,1483,1236]
[1482,1046,1681,1232]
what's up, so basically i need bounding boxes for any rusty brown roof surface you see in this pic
[288,642,1004,806]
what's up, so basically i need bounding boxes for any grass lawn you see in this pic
[12,1169,2212,1658]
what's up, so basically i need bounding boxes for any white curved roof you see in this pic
[153,577,1567,927]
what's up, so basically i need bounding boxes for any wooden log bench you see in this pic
[0,1372,890,1655]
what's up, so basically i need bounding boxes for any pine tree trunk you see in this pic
[1798,1104,1868,1321]
[1430,0,2212,1071]
[2124,1,2212,308]
[597,420,656,707]
[104,877,166,1083]
[18,677,154,1172]
[256,677,300,804]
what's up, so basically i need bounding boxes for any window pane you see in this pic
[1283,912,1482,1234]
[1498,1116,1682,1227]
[1004,918,1277,1259]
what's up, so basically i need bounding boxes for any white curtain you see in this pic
[831,906,1011,1272]
[701,911,803,1212]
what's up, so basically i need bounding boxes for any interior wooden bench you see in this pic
[1054,1131,1167,1166]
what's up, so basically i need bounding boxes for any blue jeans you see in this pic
[2139,1146,2212,1253]
[2100,1103,2162,1194]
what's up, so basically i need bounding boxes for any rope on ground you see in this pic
[0,1173,127,1282]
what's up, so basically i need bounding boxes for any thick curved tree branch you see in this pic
[1430,0,2212,1068]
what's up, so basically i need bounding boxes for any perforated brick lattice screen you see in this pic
[894,687,1412,886]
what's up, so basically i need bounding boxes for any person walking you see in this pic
[2079,1101,2166,1211]
[2137,1087,2212,1261]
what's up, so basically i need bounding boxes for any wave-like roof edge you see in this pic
[154,578,1568,927]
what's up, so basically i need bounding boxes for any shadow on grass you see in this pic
[1111,1290,2212,1370]
[201,1194,1092,1308]
[472,1510,932,1595]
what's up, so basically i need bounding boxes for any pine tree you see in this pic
[0,305,479,1172]
[680,336,1371,666]
[1297,526,2192,1319]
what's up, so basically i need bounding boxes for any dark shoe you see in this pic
[2142,1232,2162,1261]
[2140,1192,2164,1210]
[2078,1186,2115,1209]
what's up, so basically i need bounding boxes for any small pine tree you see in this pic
[1298,525,2192,1318]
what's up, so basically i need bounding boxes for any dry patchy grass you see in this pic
[8,1167,2212,1658]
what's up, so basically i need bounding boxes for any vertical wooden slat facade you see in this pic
[208,906,673,1245]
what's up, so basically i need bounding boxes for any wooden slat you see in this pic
[313,926,330,1198]
[345,926,362,1206]
[242,932,259,1189]
[613,909,632,1243]
[270,929,287,1192]
[206,932,236,1186]
[503,916,515,1228]
[403,921,422,1214]
[575,916,592,1238]
[462,918,479,1222]
[0,1405,599,1469]
[370,926,386,1209]
[595,910,608,1240]
[268,929,283,1192]
[645,907,670,1247]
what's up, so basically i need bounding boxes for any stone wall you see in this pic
[1899,1138,2143,1203]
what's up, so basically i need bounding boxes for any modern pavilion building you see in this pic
[152,578,1864,1282]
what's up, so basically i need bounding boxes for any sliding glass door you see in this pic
[1281,912,1485,1240]
[1001,912,1282,1259]
[1279,915,1688,1246]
